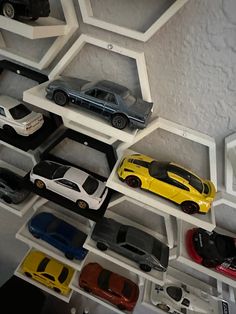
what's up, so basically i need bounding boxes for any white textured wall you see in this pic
[0,0,236,313]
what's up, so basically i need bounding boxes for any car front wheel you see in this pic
[181,201,199,215]
[24,272,32,278]
[125,175,141,188]
[2,195,12,204]
[2,2,15,19]
[34,179,45,189]
[140,264,152,272]
[76,200,88,209]
[53,90,68,106]
[3,125,17,136]
[53,287,61,294]
[156,303,170,312]
[111,114,128,130]
[96,242,108,251]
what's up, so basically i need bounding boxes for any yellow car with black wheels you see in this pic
[21,250,74,295]
[117,154,216,215]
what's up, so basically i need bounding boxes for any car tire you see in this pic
[2,195,12,204]
[31,17,39,21]
[32,233,40,239]
[125,175,141,188]
[53,287,61,294]
[156,303,170,312]
[65,252,74,260]
[111,114,128,130]
[24,272,32,278]
[76,200,88,210]
[202,259,217,268]
[181,201,199,215]
[96,242,108,251]
[2,2,15,19]
[117,304,126,311]
[34,179,45,190]
[53,90,68,106]
[83,286,92,293]
[3,125,17,136]
[140,264,152,272]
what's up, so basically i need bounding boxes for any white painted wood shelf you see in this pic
[14,247,74,303]
[176,220,236,289]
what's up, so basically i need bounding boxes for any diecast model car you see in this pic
[45,77,153,130]
[186,228,236,279]
[30,160,108,210]
[79,262,139,311]
[117,153,216,215]
[0,95,44,136]
[21,250,74,295]
[150,282,214,313]
[0,0,50,20]
[91,217,169,272]
[28,212,88,260]
[0,167,30,204]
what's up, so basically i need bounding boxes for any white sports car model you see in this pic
[30,160,108,210]
[150,282,214,314]
[0,95,44,136]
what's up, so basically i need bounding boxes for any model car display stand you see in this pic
[0,0,78,69]
[175,219,236,289]
[142,266,229,314]
[23,34,155,145]
[14,247,74,303]
[225,132,236,197]
[0,159,39,217]
[78,0,190,42]
[70,251,143,314]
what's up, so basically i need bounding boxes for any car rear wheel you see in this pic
[202,259,218,268]
[32,233,40,239]
[76,200,88,210]
[34,179,45,189]
[111,114,128,130]
[117,304,126,311]
[53,90,68,106]
[2,2,15,19]
[2,195,12,204]
[156,303,170,312]
[181,201,199,215]
[53,287,61,294]
[3,125,17,136]
[24,272,32,278]
[140,264,152,272]
[65,252,74,260]
[83,286,92,293]
[96,242,108,251]
[125,175,141,188]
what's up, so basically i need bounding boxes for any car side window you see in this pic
[85,89,96,97]
[121,244,145,255]
[56,179,80,192]
[42,273,55,281]
[158,176,190,191]
[0,107,6,117]
[104,92,117,104]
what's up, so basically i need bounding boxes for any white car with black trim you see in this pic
[30,160,108,210]
[0,95,44,136]
[150,282,214,314]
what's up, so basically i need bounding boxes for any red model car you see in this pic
[79,263,139,311]
[186,228,236,279]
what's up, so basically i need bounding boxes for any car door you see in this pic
[52,178,81,202]
[149,176,180,200]
[84,88,106,115]
[118,243,146,264]
[102,92,118,118]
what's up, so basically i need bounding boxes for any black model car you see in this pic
[0,0,50,20]
[0,167,30,204]
[45,77,153,130]
[91,217,169,272]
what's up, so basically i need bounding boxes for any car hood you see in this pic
[91,218,121,243]
[130,98,153,117]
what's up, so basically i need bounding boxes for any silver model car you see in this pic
[0,167,30,204]
[45,77,153,130]
[91,217,169,272]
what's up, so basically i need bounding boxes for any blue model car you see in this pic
[28,212,88,260]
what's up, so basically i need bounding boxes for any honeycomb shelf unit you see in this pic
[78,0,190,42]
[176,219,236,289]
[225,132,236,197]
[0,159,39,217]
[15,201,91,272]
[0,0,78,69]
[106,148,216,232]
[70,251,142,314]
[14,247,74,303]
[83,210,173,286]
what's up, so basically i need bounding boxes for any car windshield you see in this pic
[9,104,31,120]
[71,232,87,247]
[122,91,136,107]
[0,168,21,190]
[82,176,99,195]
[97,269,111,291]
[46,219,61,233]
[117,225,128,243]
[122,281,132,298]
[52,166,70,179]
[152,240,162,260]
[37,257,50,272]
[58,267,69,283]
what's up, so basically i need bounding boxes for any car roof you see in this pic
[63,167,89,185]
[0,95,21,109]
[125,226,154,252]
[94,80,130,96]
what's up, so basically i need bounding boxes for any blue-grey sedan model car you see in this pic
[0,167,30,204]
[45,77,153,130]
[91,217,169,272]
[28,212,88,260]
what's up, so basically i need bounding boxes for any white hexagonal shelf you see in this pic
[78,0,189,41]
[0,0,78,69]
[225,132,236,196]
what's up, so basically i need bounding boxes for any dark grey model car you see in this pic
[0,167,30,204]
[91,217,169,272]
[45,77,153,130]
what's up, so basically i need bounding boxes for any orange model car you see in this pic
[79,263,139,311]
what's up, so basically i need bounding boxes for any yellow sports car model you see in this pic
[117,154,216,215]
[21,250,74,295]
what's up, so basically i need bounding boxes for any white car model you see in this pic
[0,95,44,136]
[30,160,108,210]
[150,282,214,314]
